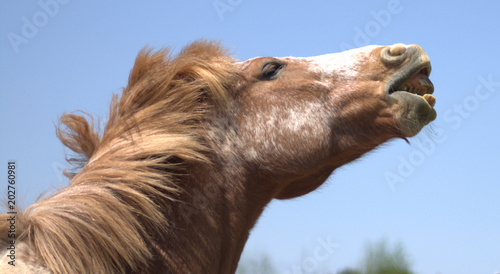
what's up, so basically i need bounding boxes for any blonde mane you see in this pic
[11,41,238,273]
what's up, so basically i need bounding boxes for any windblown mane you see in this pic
[5,41,238,273]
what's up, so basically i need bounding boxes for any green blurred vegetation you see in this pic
[236,252,277,274]
[340,239,414,274]
[236,239,414,274]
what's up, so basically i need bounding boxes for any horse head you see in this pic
[233,43,436,199]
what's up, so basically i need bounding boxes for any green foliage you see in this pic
[236,252,277,274]
[338,239,414,274]
[238,239,414,274]
[360,239,413,274]
[337,268,363,274]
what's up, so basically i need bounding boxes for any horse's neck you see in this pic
[157,162,273,273]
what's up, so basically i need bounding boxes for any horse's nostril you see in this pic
[381,43,408,65]
[389,43,406,56]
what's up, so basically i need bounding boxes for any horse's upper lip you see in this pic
[383,44,434,98]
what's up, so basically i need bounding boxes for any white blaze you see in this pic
[293,45,380,80]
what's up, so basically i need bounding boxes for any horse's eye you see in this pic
[261,62,283,80]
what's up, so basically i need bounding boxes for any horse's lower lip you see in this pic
[388,90,437,137]
[390,90,436,108]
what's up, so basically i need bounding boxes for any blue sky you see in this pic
[1,1,499,273]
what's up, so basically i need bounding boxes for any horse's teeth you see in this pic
[399,85,426,95]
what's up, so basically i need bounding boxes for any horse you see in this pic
[0,40,436,273]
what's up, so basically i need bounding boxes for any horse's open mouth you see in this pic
[389,66,435,108]
[386,61,437,137]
